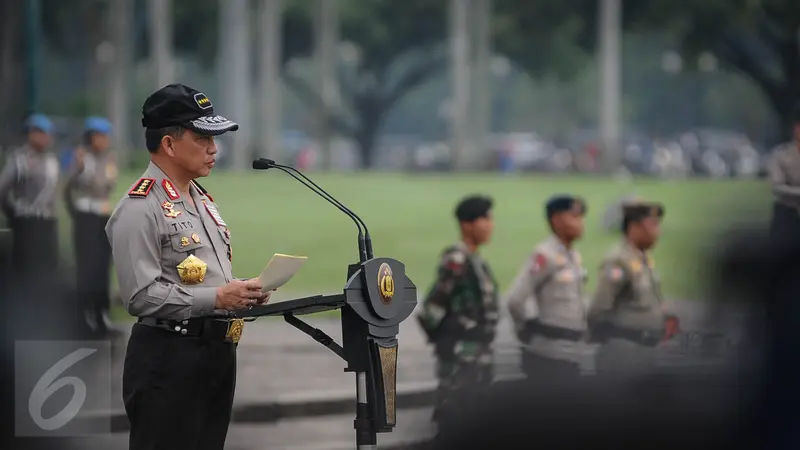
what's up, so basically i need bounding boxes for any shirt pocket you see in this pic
[166,228,207,265]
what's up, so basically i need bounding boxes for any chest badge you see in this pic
[177,254,207,284]
[191,233,201,244]
[180,236,190,247]
[162,200,182,218]
[378,262,395,304]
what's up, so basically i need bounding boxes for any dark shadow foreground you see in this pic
[410,228,798,450]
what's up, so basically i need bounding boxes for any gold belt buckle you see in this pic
[225,319,245,343]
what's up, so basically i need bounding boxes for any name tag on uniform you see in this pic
[203,201,227,227]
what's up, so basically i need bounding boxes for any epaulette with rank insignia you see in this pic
[128,178,155,197]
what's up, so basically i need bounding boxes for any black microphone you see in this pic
[252,158,372,262]
[257,159,373,258]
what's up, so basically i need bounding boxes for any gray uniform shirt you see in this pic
[768,142,800,208]
[506,235,589,362]
[588,239,665,332]
[65,147,118,215]
[0,146,60,218]
[105,161,234,320]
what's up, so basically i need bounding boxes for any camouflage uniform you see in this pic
[417,241,499,422]
[589,239,673,376]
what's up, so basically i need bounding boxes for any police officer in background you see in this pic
[0,113,59,282]
[589,201,677,376]
[507,195,590,379]
[417,195,499,433]
[65,116,118,336]
[767,103,800,243]
[105,84,273,450]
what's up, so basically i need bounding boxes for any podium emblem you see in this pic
[378,263,395,304]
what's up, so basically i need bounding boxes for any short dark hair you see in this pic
[145,125,185,153]
[621,202,664,233]
[455,195,493,223]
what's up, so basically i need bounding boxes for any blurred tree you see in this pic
[493,0,800,145]
[282,0,448,168]
[171,0,314,67]
[630,0,800,145]
[492,0,596,81]
[0,0,24,141]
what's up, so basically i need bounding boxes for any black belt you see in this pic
[528,321,585,341]
[137,317,244,343]
[603,326,662,347]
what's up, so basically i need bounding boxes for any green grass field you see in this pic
[48,171,769,321]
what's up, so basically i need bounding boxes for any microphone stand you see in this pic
[251,159,378,449]
[270,162,374,260]
[254,160,369,263]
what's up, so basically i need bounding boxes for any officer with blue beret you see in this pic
[65,116,119,336]
[0,113,60,282]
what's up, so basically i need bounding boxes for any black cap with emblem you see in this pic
[141,83,239,136]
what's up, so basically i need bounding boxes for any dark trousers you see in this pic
[72,212,112,331]
[770,202,800,245]
[521,352,582,381]
[9,216,58,284]
[123,323,237,450]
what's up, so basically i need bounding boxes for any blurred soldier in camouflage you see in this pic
[507,195,589,379]
[767,103,800,243]
[589,201,678,376]
[417,195,499,429]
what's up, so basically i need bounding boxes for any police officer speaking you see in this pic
[105,84,273,450]
[588,200,676,376]
[65,116,118,336]
[0,113,59,282]
[506,195,590,379]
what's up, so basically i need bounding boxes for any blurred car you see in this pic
[563,129,684,176]
[649,139,691,178]
[488,132,567,173]
[411,141,451,172]
[676,128,762,179]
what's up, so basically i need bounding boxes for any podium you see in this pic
[219,257,417,449]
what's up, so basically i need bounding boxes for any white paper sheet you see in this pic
[258,253,308,293]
